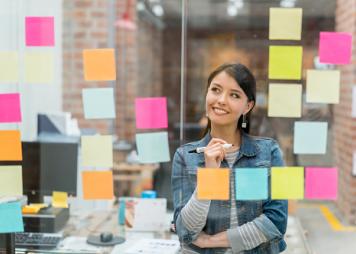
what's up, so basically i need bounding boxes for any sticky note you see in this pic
[82,88,116,119]
[0,93,22,123]
[0,130,22,161]
[319,32,352,65]
[0,166,23,196]
[294,121,328,154]
[352,87,356,118]
[52,191,68,208]
[0,51,19,82]
[136,132,170,163]
[269,46,303,80]
[81,135,113,168]
[269,8,302,40]
[235,168,268,200]
[25,17,55,46]
[83,48,116,81]
[24,52,54,83]
[271,167,304,200]
[268,83,302,117]
[306,70,340,104]
[82,171,114,200]
[305,167,337,200]
[0,202,24,233]
[135,97,168,129]
[197,168,229,200]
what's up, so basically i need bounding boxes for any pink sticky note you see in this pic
[25,17,55,46]
[0,93,22,123]
[135,97,168,129]
[305,167,338,200]
[319,32,352,64]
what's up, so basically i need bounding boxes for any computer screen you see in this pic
[21,141,78,203]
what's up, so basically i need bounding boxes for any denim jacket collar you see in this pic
[195,131,259,164]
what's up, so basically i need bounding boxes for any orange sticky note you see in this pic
[197,168,229,200]
[82,171,114,200]
[83,48,116,81]
[0,130,22,161]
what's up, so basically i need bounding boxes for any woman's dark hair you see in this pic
[202,63,256,136]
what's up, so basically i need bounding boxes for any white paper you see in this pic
[124,238,180,254]
[131,199,167,231]
[352,87,356,118]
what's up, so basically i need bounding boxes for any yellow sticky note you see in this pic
[271,167,304,200]
[0,51,19,82]
[268,83,302,117]
[25,52,54,83]
[269,46,303,80]
[197,168,229,200]
[29,203,48,209]
[22,205,41,214]
[0,166,23,196]
[52,191,68,208]
[81,135,113,168]
[306,70,340,104]
[83,49,116,81]
[269,8,302,40]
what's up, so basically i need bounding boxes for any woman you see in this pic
[171,63,288,254]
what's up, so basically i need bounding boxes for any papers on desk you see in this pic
[124,238,180,254]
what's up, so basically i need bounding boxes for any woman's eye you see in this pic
[211,87,219,93]
[231,93,240,98]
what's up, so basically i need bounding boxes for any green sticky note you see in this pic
[0,166,23,196]
[0,51,19,82]
[81,135,113,168]
[235,168,268,200]
[269,8,303,40]
[271,167,304,200]
[136,132,170,163]
[269,46,303,80]
[0,202,24,233]
[24,52,54,83]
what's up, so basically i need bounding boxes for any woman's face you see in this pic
[205,71,252,127]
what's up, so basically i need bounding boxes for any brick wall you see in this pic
[334,0,356,224]
[63,0,163,142]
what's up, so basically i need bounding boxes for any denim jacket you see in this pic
[171,132,288,254]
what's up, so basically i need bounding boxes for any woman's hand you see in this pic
[204,138,227,168]
[192,231,211,248]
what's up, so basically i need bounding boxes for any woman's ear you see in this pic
[244,101,255,115]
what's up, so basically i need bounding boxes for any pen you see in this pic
[188,144,233,153]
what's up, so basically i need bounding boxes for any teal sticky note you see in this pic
[235,168,268,200]
[0,202,24,233]
[82,88,116,119]
[136,132,170,163]
[294,121,328,154]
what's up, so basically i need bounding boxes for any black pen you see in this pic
[188,144,233,153]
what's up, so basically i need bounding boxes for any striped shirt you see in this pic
[180,150,267,254]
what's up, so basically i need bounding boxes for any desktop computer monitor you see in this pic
[22,141,78,204]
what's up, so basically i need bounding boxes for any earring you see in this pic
[242,114,247,128]
[206,113,209,118]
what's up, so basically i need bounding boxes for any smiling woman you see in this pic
[171,63,288,254]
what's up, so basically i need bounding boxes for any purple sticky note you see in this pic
[135,97,168,129]
[25,17,55,46]
[319,32,352,64]
[0,93,22,123]
[305,167,338,200]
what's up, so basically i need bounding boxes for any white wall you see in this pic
[0,0,62,141]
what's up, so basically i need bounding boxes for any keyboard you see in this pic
[15,232,62,249]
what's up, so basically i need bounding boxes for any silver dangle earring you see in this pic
[242,114,247,128]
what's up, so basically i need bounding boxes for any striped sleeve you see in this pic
[227,219,268,253]
[180,188,211,232]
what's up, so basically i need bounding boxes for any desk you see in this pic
[113,163,159,196]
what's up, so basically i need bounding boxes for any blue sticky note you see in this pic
[294,121,328,154]
[0,202,24,233]
[136,132,170,163]
[235,168,268,200]
[82,88,116,119]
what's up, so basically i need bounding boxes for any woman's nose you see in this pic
[217,93,227,104]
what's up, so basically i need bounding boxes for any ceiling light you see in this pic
[152,4,164,17]
[280,0,296,8]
